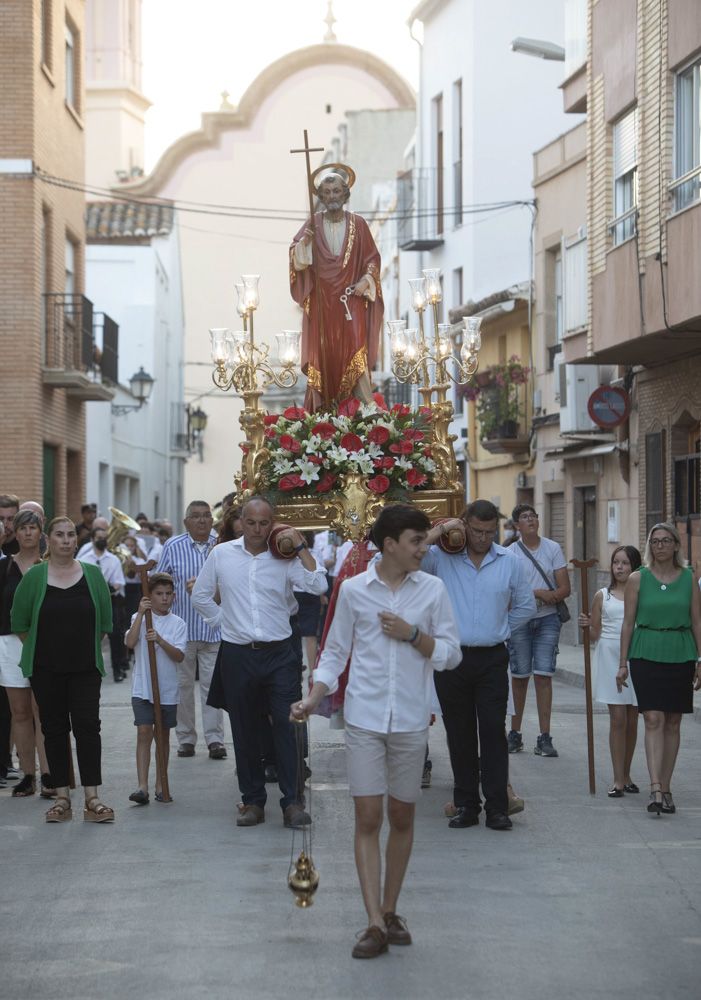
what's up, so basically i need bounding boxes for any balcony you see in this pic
[397,168,445,251]
[43,294,117,401]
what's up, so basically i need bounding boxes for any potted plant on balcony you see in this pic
[459,356,531,450]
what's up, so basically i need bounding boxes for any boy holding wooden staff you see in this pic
[125,573,187,804]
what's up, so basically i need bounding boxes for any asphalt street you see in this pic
[2,660,700,1000]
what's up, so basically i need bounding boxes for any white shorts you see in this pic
[345,724,429,803]
[0,634,29,689]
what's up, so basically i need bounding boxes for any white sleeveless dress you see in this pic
[593,588,637,706]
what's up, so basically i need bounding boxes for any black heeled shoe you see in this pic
[661,792,676,814]
[647,782,663,816]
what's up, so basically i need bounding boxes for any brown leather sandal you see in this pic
[46,796,73,823]
[84,797,115,823]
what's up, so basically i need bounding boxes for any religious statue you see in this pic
[289,165,384,412]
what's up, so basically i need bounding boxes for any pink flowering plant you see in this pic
[259,395,437,498]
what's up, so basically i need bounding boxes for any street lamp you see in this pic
[510,37,565,61]
[111,366,155,416]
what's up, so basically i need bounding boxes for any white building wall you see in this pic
[411,0,582,308]
[85,231,186,522]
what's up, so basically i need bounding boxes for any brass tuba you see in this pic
[107,506,141,565]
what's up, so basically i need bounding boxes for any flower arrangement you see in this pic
[458,355,531,440]
[256,395,437,498]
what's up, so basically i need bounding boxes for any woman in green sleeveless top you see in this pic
[619,523,701,816]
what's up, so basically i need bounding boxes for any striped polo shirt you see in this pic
[156,530,220,643]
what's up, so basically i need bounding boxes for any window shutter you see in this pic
[613,109,637,178]
[645,430,666,534]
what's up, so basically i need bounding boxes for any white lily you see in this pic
[295,459,321,485]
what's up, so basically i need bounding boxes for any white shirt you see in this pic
[311,531,335,571]
[191,537,327,643]
[315,563,462,733]
[511,537,567,619]
[332,539,353,577]
[79,548,125,593]
[129,611,188,704]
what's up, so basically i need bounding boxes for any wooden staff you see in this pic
[571,557,597,795]
[138,563,171,803]
[67,735,76,789]
[290,129,330,409]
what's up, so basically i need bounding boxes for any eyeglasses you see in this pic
[187,513,213,521]
[467,524,497,539]
[650,537,675,547]
[518,513,538,522]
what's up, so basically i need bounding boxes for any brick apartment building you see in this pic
[0,0,114,518]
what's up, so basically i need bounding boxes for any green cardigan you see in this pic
[11,561,113,677]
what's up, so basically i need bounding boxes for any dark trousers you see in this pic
[260,616,307,765]
[434,643,509,817]
[109,595,128,676]
[30,668,102,787]
[218,640,302,811]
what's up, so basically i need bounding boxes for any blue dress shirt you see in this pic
[422,543,536,646]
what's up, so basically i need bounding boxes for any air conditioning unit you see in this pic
[554,354,599,433]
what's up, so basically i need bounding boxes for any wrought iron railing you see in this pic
[44,293,119,383]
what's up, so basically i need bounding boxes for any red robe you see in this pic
[290,211,383,411]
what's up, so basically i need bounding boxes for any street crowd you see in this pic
[1,489,700,958]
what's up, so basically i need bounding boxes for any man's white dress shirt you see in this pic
[314,563,461,733]
[191,537,327,644]
[79,548,125,593]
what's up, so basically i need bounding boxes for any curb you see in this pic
[554,665,701,722]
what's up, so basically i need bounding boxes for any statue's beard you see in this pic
[324,200,343,212]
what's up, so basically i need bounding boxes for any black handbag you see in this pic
[516,541,571,623]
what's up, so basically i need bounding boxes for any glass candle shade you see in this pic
[241,274,261,311]
[422,267,442,303]
[388,319,408,358]
[276,330,301,367]
[408,277,427,312]
[234,283,247,318]
[210,327,231,366]
[437,323,453,358]
[463,316,482,352]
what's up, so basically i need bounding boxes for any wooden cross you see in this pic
[290,131,330,408]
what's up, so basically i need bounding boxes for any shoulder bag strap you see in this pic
[516,540,555,591]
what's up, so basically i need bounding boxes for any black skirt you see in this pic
[629,658,695,713]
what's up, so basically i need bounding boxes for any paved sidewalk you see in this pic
[1,670,700,1000]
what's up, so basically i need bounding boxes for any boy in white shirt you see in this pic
[125,573,188,804]
[291,505,461,959]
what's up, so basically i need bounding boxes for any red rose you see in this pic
[283,406,308,420]
[423,447,433,458]
[406,468,428,488]
[340,432,363,452]
[373,456,395,470]
[372,393,389,411]
[307,454,323,465]
[264,427,277,439]
[315,472,337,493]
[419,406,432,418]
[367,475,391,494]
[312,421,335,440]
[403,429,425,442]
[389,440,413,455]
[279,434,302,453]
[264,414,280,426]
[391,403,411,416]
[337,397,360,417]
[367,425,390,445]
[279,473,304,491]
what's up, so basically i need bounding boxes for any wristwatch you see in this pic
[293,541,307,554]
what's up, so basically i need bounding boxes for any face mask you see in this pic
[94,539,108,551]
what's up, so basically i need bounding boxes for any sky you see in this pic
[141,0,420,171]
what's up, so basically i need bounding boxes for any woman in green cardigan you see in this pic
[11,516,115,823]
[619,522,701,816]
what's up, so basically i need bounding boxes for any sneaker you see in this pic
[421,759,432,788]
[534,733,559,757]
[507,730,523,754]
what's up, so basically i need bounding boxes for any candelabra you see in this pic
[209,273,301,490]
[390,269,483,490]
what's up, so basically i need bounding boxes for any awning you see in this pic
[544,442,625,461]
